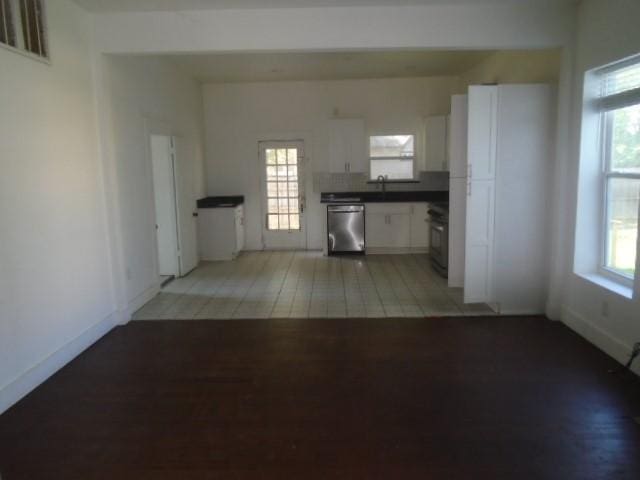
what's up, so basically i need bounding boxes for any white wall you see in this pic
[0,3,206,414]
[457,49,562,91]
[202,76,456,250]
[557,0,640,374]
[0,0,116,413]
[98,55,205,316]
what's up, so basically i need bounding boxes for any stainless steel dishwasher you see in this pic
[327,204,365,254]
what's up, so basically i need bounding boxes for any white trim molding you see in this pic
[561,305,640,377]
[0,312,119,415]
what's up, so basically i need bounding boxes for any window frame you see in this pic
[368,133,417,181]
[596,57,640,287]
[0,0,49,63]
[263,145,303,233]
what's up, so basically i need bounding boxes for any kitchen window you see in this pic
[597,57,640,284]
[0,0,47,59]
[369,135,415,180]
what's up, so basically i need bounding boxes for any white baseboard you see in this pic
[498,308,545,316]
[561,305,640,376]
[366,247,429,255]
[0,311,119,416]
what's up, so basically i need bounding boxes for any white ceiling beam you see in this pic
[92,4,576,54]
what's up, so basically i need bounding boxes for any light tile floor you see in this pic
[133,251,495,320]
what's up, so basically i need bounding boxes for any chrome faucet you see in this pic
[376,175,387,196]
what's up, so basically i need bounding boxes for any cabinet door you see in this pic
[346,120,367,173]
[449,95,468,179]
[365,213,388,248]
[410,203,429,249]
[329,120,348,173]
[389,214,411,248]
[425,115,448,171]
[198,208,235,261]
[448,178,466,288]
[328,119,366,173]
[464,181,495,302]
[234,206,244,254]
[467,86,497,181]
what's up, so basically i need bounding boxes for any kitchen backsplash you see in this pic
[313,171,449,193]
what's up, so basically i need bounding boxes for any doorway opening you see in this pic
[150,135,180,283]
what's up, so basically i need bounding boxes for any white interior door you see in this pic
[172,137,199,274]
[259,141,307,249]
[464,86,497,303]
[150,135,179,277]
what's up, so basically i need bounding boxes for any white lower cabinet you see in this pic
[365,203,429,252]
[234,206,245,253]
[365,212,391,248]
[198,205,245,261]
[409,203,429,250]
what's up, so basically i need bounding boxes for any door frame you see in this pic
[170,135,199,276]
[144,117,186,282]
[257,135,310,250]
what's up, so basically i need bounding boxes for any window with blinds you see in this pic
[596,56,640,282]
[0,0,47,59]
[603,62,640,96]
[0,0,16,47]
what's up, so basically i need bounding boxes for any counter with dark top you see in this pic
[320,191,448,204]
[197,195,244,208]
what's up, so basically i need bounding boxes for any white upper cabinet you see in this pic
[424,115,449,171]
[328,118,367,173]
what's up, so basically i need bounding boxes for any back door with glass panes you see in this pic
[259,141,306,250]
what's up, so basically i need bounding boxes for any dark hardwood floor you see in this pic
[1,316,640,479]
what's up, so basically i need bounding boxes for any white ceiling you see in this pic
[160,50,496,83]
[74,0,576,13]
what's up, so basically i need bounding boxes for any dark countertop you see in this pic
[197,195,244,208]
[320,191,448,204]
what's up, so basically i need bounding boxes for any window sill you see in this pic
[0,42,50,65]
[576,272,634,300]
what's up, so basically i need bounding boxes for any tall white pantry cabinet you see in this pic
[462,85,554,314]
